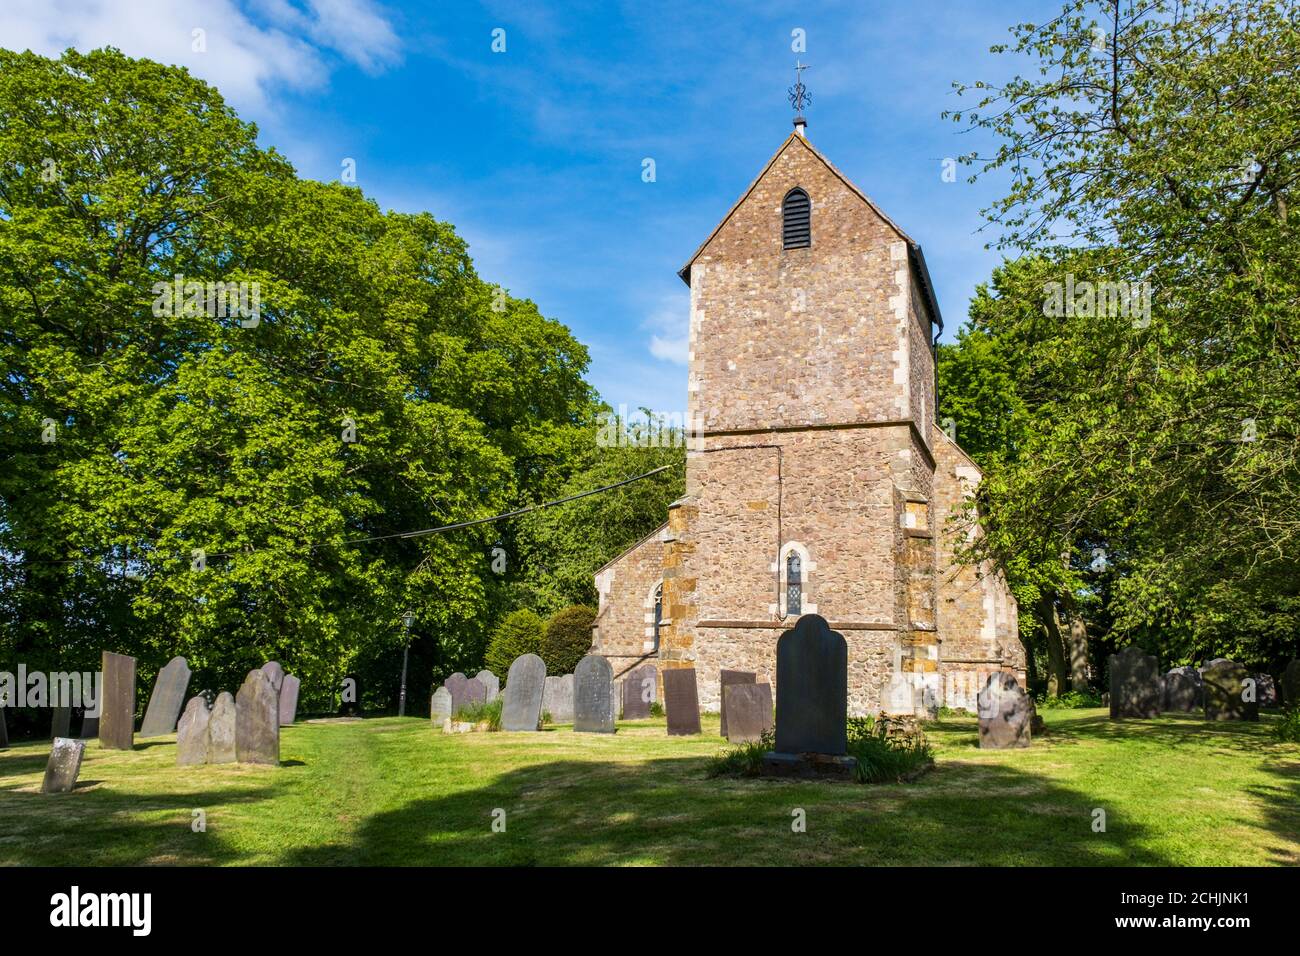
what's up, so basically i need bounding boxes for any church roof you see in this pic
[676,132,944,333]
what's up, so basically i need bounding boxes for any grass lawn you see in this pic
[1,708,1296,866]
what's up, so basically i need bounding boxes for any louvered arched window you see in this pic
[782,188,811,249]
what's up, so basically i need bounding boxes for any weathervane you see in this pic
[788,60,811,116]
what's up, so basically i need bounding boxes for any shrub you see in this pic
[485,609,544,678]
[1275,707,1300,743]
[649,701,664,718]
[541,605,597,675]
[453,696,503,731]
[706,730,774,778]
[1038,690,1103,710]
[846,722,934,784]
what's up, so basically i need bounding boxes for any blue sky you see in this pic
[2,0,1064,412]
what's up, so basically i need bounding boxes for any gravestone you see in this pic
[1203,660,1259,721]
[573,655,616,733]
[79,714,98,739]
[279,674,301,726]
[501,654,546,732]
[430,686,452,726]
[51,706,72,739]
[208,692,237,763]
[1283,659,1300,707]
[880,673,920,716]
[723,682,773,744]
[140,656,192,737]
[99,651,137,750]
[260,661,286,694]
[0,706,7,749]
[176,696,212,766]
[445,673,486,714]
[977,672,1032,749]
[475,669,500,703]
[235,670,280,764]
[662,668,702,736]
[761,615,855,778]
[41,738,86,794]
[718,670,756,738]
[1253,673,1279,709]
[1163,666,1202,712]
[621,664,657,720]
[542,674,574,723]
[1108,646,1162,718]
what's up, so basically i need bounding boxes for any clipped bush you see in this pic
[541,605,597,675]
[485,609,544,678]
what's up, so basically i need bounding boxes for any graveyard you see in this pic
[1,706,1296,866]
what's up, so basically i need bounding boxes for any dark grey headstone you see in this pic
[445,673,486,714]
[279,674,301,725]
[1108,646,1161,718]
[209,692,236,763]
[1203,660,1258,721]
[260,661,285,694]
[140,656,192,737]
[1253,673,1279,708]
[51,706,72,739]
[977,672,1032,749]
[501,654,545,731]
[0,706,7,749]
[573,655,615,733]
[41,738,85,793]
[430,686,452,725]
[621,664,657,720]
[719,669,756,738]
[1163,666,1202,712]
[236,669,280,764]
[176,696,211,766]
[772,615,847,755]
[475,669,500,703]
[663,668,702,736]
[723,682,772,744]
[79,714,98,739]
[1283,659,1300,707]
[543,674,574,723]
[99,651,137,750]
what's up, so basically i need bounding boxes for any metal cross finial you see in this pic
[788,60,811,115]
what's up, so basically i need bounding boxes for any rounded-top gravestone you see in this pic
[1163,665,1202,712]
[475,669,500,703]
[573,655,615,733]
[772,615,847,756]
[1108,646,1161,718]
[236,670,280,765]
[260,661,286,694]
[501,654,546,732]
[977,672,1032,749]
[430,686,452,726]
[1203,660,1259,721]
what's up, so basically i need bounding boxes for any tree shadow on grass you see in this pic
[280,755,1174,867]
[1035,712,1275,754]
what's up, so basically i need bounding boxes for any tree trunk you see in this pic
[1037,592,1070,697]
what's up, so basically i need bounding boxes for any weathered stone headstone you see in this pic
[880,673,921,716]
[79,714,98,738]
[208,692,236,763]
[99,651,137,750]
[977,672,1032,749]
[573,655,616,733]
[1253,673,1279,708]
[1283,659,1300,707]
[260,661,285,694]
[475,669,500,703]
[1203,660,1259,721]
[235,669,280,764]
[723,682,773,744]
[761,615,855,778]
[430,686,452,726]
[542,674,574,723]
[1163,665,1202,712]
[621,664,657,720]
[501,654,545,732]
[1108,646,1162,718]
[445,673,486,714]
[140,656,192,737]
[176,696,212,766]
[50,706,72,739]
[41,738,85,794]
[662,667,702,736]
[718,670,756,738]
[278,674,301,725]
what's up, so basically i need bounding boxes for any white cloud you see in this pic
[0,0,402,113]
[643,292,690,365]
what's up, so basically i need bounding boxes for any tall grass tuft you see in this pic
[453,697,504,731]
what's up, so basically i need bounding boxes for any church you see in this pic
[590,117,1024,717]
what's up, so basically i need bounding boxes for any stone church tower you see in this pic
[592,126,1023,716]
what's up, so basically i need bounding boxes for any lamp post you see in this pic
[398,610,415,717]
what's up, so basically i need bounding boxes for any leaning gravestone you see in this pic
[501,654,546,732]
[430,686,452,726]
[723,682,773,744]
[41,738,86,794]
[176,696,212,766]
[1163,666,1202,712]
[1108,646,1162,718]
[1203,659,1259,721]
[719,670,756,738]
[1283,659,1300,707]
[51,706,72,739]
[574,655,616,733]
[977,672,1032,749]
[542,674,574,723]
[621,664,657,720]
[475,669,500,703]
[662,668,702,736]
[278,674,301,726]
[140,655,192,737]
[236,670,280,764]
[1253,673,1279,709]
[208,692,237,763]
[260,661,286,694]
[762,615,855,778]
[99,651,137,750]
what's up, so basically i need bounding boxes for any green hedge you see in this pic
[541,605,597,675]
[485,609,544,678]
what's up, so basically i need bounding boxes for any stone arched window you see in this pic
[786,553,802,615]
[782,187,811,249]
[772,542,816,618]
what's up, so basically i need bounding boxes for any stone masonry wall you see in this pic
[591,527,664,681]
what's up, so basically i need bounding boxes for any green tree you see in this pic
[484,609,544,679]
[541,605,597,675]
